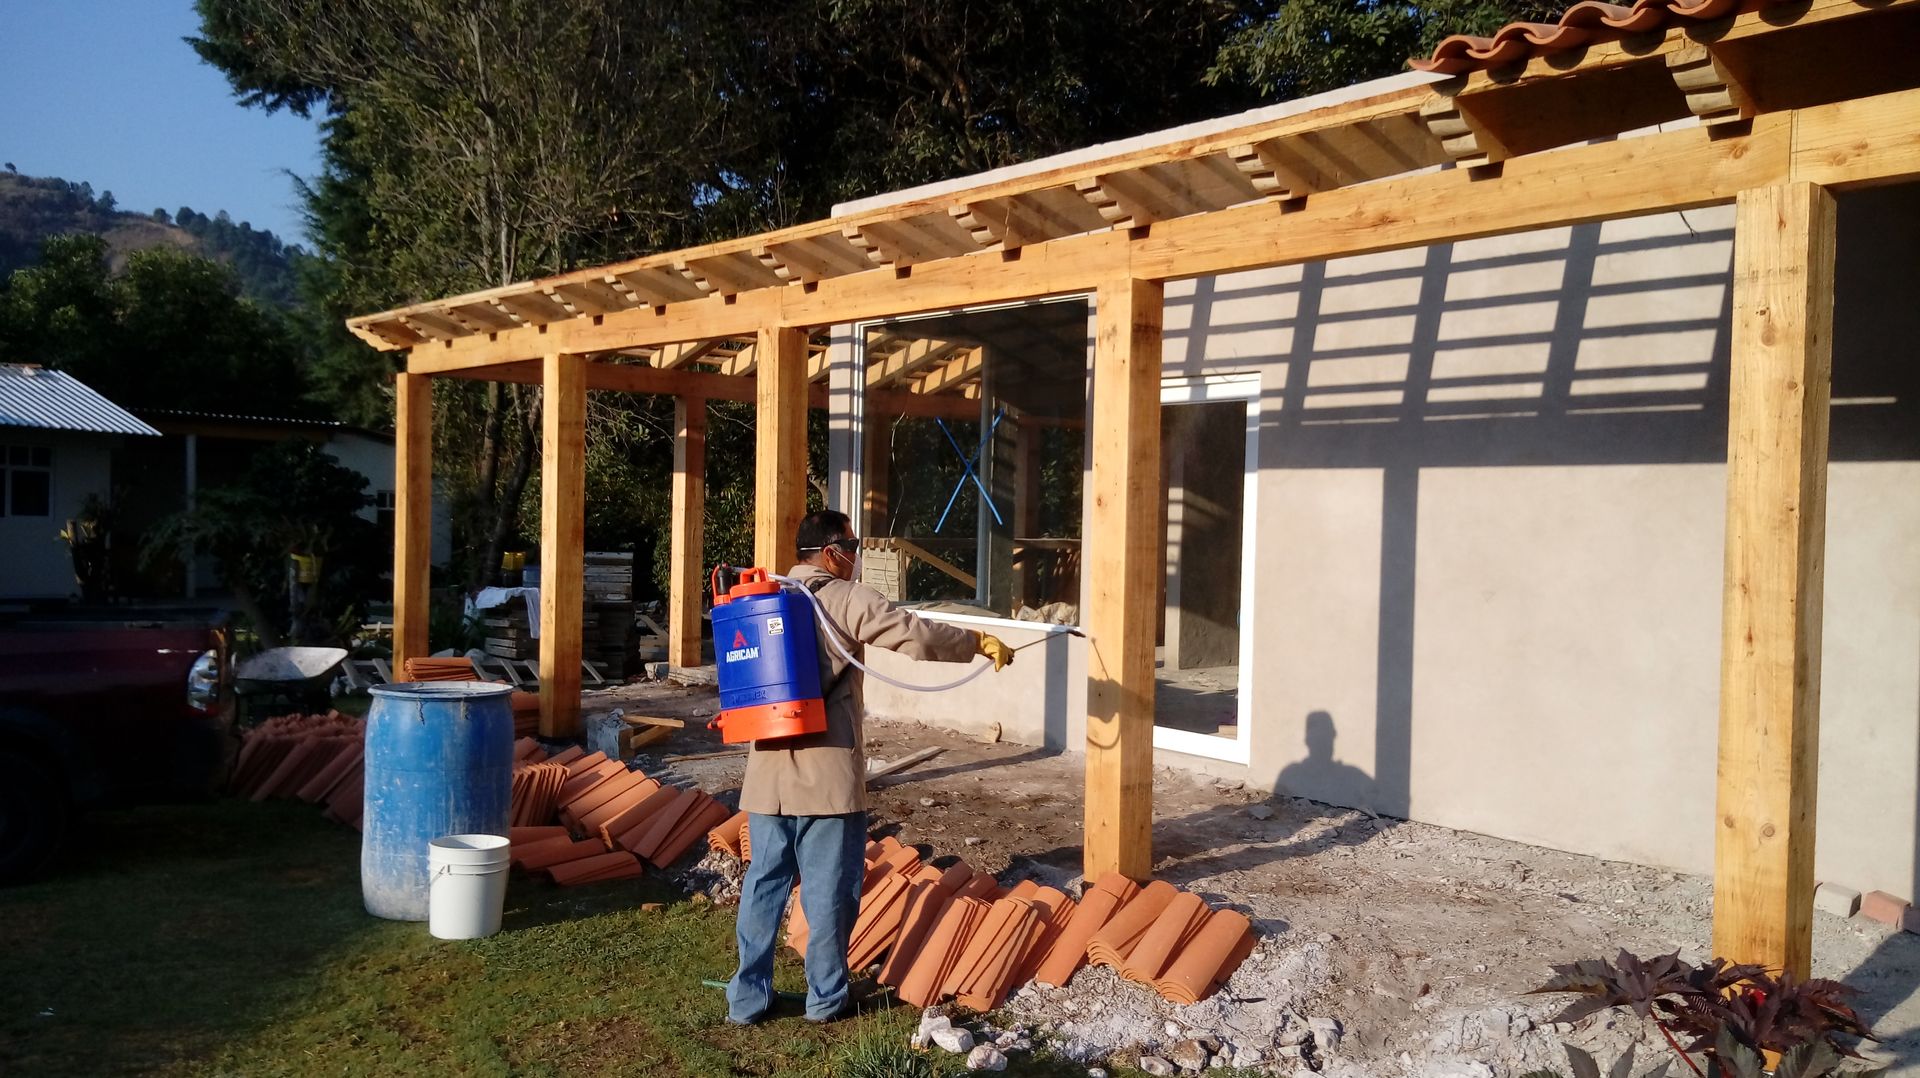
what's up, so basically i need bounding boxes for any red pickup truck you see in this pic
[0,610,232,882]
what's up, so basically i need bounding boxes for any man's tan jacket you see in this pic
[737,563,978,816]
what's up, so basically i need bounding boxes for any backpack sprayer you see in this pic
[706,564,1076,744]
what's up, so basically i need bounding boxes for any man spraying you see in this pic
[726,509,1014,1024]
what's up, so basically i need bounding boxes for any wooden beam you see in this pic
[754,325,809,570]
[392,372,433,675]
[653,338,723,369]
[1712,182,1837,981]
[539,352,587,738]
[669,396,707,669]
[1084,278,1163,882]
[1667,44,1756,127]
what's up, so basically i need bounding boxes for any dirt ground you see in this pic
[591,680,1920,1076]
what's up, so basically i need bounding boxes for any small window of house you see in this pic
[2,444,53,517]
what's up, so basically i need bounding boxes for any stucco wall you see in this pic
[0,431,117,600]
[841,183,1920,903]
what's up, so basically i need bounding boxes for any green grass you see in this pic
[0,799,1104,1077]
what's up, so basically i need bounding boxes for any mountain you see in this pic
[0,170,305,306]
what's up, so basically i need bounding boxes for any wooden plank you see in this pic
[539,352,588,738]
[392,372,433,675]
[867,746,945,782]
[1083,278,1162,882]
[891,537,977,589]
[754,325,809,571]
[623,714,686,729]
[669,395,707,669]
[1711,182,1836,982]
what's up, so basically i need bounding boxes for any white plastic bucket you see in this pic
[427,833,511,940]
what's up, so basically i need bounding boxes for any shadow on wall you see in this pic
[1163,183,1920,832]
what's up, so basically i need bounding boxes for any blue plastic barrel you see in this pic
[361,681,514,921]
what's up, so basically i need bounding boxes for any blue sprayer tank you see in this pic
[710,567,829,743]
[361,681,514,920]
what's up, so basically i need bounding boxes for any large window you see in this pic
[859,299,1088,624]
[2,444,52,517]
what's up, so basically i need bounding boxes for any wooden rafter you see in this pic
[910,347,985,396]
[867,338,966,389]
[350,0,1913,353]
[1667,45,1756,127]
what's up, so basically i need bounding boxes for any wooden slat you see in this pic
[539,352,587,737]
[1083,278,1162,882]
[754,326,809,571]
[653,339,723,369]
[677,252,784,296]
[1712,182,1836,981]
[392,372,433,673]
[669,396,707,669]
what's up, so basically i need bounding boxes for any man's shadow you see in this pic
[1277,710,1378,814]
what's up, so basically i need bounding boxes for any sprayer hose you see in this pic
[770,574,996,694]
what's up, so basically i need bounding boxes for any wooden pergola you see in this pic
[354,0,1920,980]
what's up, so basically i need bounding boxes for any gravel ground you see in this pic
[593,678,1920,1076]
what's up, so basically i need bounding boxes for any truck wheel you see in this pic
[0,750,66,884]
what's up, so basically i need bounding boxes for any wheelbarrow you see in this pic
[234,646,349,723]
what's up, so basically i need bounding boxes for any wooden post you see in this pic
[539,353,587,737]
[755,325,809,571]
[669,395,707,669]
[863,409,892,535]
[1084,278,1163,881]
[1713,182,1836,979]
[392,372,433,677]
[1012,417,1040,606]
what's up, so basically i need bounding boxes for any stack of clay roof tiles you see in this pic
[731,835,1257,1012]
[234,718,733,888]
[404,656,543,737]
[1411,0,1805,74]
[231,712,368,829]
[502,739,732,886]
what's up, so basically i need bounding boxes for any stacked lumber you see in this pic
[584,551,635,678]
[777,837,1255,1011]
[230,712,368,831]
[477,603,536,661]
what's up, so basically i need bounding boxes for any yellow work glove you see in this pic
[975,632,1013,671]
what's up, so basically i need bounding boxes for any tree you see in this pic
[146,440,382,648]
[193,0,764,590]
[1207,0,1561,98]
[0,233,314,416]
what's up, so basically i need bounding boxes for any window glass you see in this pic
[9,468,50,516]
[6,445,23,466]
[861,300,1088,625]
[30,447,50,467]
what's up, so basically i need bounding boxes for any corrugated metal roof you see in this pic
[0,365,161,436]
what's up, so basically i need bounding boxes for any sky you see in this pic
[0,2,322,244]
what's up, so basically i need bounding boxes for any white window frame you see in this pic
[1151,371,1261,766]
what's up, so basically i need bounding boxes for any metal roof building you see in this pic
[0,364,161,437]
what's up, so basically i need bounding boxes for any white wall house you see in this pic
[828,137,1920,909]
[0,365,159,602]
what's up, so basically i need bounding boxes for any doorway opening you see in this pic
[1154,374,1259,765]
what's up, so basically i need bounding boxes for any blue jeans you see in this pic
[726,811,867,1022]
